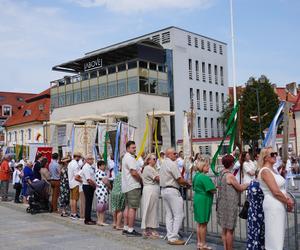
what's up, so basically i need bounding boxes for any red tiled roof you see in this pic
[274,88,298,103]
[0,92,35,119]
[4,89,50,127]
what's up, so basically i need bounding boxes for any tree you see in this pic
[220,75,280,146]
[241,75,279,144]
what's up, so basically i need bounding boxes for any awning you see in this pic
[79,115,106,121]
[44,121,65,126]
[147,111,175,117]
[60,118,85,123]
[101,112,128,118]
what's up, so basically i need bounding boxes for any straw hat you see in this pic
[73,152,82,157]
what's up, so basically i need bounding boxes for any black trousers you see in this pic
[82,184,95,222]
[14,183,22,202]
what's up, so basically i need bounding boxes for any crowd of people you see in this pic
[0,142,297,250]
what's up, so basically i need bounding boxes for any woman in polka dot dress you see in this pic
[95,160,111,226]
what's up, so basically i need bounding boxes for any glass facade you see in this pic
[51,60,168,109]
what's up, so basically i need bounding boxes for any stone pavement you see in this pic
[0,201,230,250]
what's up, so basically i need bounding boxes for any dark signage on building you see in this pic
[84,58,103,71]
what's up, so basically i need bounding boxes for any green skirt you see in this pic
[193,193,213,224]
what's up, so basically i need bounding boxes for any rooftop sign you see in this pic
[84,58,103,71]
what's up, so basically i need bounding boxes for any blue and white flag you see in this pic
[263,102,285,149]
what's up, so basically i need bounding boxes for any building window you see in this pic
[89,85,98,101]
[2,105,12,116]
[149,78,158,94]
[220,66,224,85]
[209,91,213,111]
[128,77,138,94]
[188,59,192,80]
[139,61,148,69]
[190,88,194,109]
[58,93,65,107]
[196,89,200,110]
[195,37,198,48]
[23,110,32,117]
[98,68,107,76]
[149,63,157,71]
[201,39,205,49]
[28,129,31,141]
[73,89,82,104]
[158,79,168,96]
[152,34,160,44]
[216,92,219,112]
[128,61,137,70]
[217,119,220,137]
[162,31,170,44]
[204,117,208,138]
[207,41,211,51]
[108,81,117,97]
[211,118,214,137]
[221,93,225,112]
[202,62,206,82]
[203,90,207,110]
[90,70,98,79]
[108,65,116,74]
[20,130,24,143]
[65,91,73,105]
[208,64,212,83]
[197,117,201,138]
[82,87,89,102]
[213,43,217,53]
[117,63,126,72]
[188,35,192,46]
[99,84,107,99]
[118,79,127,96]
[195,60,199,81]
[14,131,17,142]
[139,77,149,93]
[214,65,218,84]
[219,45,223,55]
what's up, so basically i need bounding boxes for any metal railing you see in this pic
[90,173,299,248]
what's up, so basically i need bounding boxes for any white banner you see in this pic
[97,124,107,154]
[183,113,191,158]
[73,125,97,157]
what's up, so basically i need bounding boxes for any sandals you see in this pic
[197,243,212,250]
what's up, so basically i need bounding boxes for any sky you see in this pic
[0,0,299,93]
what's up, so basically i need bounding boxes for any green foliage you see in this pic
[241,76,279,143]
[220,75,280,144]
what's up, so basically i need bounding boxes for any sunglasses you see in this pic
[151,158,157,161]
[270,152,277,158]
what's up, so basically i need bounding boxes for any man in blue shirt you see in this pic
[49,153,60,212]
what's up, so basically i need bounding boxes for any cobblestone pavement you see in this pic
[0,201,227,250]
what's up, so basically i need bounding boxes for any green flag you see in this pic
[211,103,239,176]
[103,132,109,164]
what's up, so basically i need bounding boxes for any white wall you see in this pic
[50,93,171,150]
[6,122,45,147]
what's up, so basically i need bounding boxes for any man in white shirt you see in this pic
[122,141,142,237]
[81,154,96,225]
[67,152,82,220]
[160,148,191,245]
[136,151,145,173]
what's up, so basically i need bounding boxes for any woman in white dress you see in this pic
[258,147,294,250]
[241,152,257,184]
[141,153,160,239]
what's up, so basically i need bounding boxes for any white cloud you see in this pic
[70,0,214,13]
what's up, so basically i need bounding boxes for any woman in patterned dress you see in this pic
[246,177,264,250]
[111,164,125,230]
[95,160,111,226]
[59,156,71,217]
[217,154,248,250]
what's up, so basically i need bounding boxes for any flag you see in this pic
[211,103,239,176]
[263,101,285,149]
[103,132,109,164]
[182,112,191,159]
[136,117,149,159]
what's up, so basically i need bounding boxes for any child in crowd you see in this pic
[95,160,111,226]
[12,163,23,203]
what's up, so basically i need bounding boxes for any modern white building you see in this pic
[50,26,228,152]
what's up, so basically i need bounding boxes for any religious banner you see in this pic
[73,125,97,157]
[36,146,53,169]
[108,130,117,156]
[97,124,107,154]
[120,123,128,158]
[57,125,67,146]
[182,112,191,159]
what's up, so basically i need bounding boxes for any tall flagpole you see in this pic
[230,0,237,107]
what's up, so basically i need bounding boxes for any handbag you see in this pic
[239,200,249,219]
